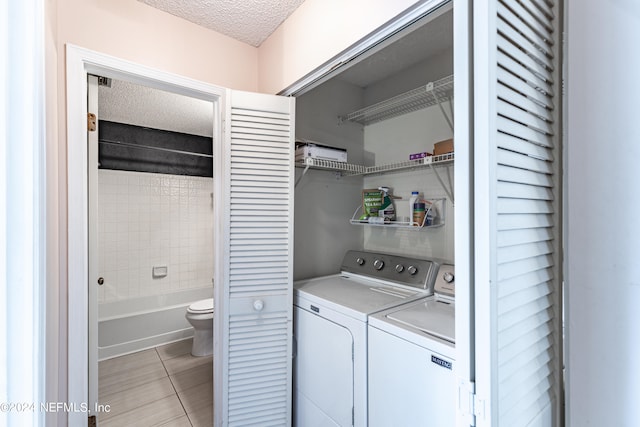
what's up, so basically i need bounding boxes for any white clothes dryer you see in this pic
[367,264,456,427]
[293,250,441,427]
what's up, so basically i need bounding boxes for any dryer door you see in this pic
[294,306,354,427]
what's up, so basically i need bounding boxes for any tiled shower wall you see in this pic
[97,169,214,303]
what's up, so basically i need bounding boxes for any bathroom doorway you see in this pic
[85,72,218,423]
[69,56,223,422]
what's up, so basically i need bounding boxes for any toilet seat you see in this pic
[187,298,214,314]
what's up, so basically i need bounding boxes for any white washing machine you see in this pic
[293,250,441,427]
[368,264,456,427]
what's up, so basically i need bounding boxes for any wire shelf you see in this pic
[294,152,453,177]
[339,74,454,126]
[349,198,446,229]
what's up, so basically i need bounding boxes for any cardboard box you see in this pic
[433,138,454,155]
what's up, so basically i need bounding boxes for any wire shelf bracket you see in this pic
[338,74,454,126]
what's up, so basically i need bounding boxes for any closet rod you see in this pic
[99,138,213,159]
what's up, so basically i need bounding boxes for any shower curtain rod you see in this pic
[98,138,213,159]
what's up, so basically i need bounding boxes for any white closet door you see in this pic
[216,90,295,426]
[473,1,562,426]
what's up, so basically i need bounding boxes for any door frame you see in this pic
[65,44,225,425]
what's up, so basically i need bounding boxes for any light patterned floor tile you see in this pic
[99,349,161,379]
[156,339,193,361]
[163,352,212,376]
[158,414,193,426]
[98,376,175,422]
[186,404,213,427]
[98,394,186,427]
[99,358,168,397]
[169,360,213,394]
[178,381,213,415]
[97,343,213,427]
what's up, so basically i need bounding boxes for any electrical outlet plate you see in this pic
[152,266,168,278]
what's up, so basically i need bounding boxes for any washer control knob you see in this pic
[373,259,384,270]
[356,257,365,266]
[407,265,418,275]
[443,272,455,283]
[395,264,404,273]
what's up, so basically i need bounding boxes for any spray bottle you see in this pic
[378,187,396,222]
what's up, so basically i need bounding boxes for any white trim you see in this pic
[87,75,99,414]
[2,0,47,425]
[453,0,475,426]
[279,0,452,96]
[472,1,498,425]
[65,44,225,426]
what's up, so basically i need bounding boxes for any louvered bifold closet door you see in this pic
[222,90,295,426]
[474,1,562,426]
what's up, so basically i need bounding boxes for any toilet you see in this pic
[185,298,214,357]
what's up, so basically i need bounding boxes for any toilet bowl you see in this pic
[185,298,214,357]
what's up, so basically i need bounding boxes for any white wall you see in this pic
[49,1,259,418]
[294,78,365,279]
[565,0,640,425]
[362,106,454,261]
[97,170,214,304]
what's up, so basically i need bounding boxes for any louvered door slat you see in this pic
[497,51,553,96]
[498,306,552,348]
[497,19,552,65]
[498,198,553,214]
[497,117,553,148]
[497,166,553,188]
[499,1,553,41]
[497,38,553,83]
[497,254,554,281]
[497,134,554,161]
[497,149,553,174]
[497,213,553,231]
[497,100,553,134]
[497,79,554,120]
[497,228,554,248]
[496,268,553,298]
[222,91,294,426]
[497,181,554,200]
[497,3,553,50]
[527,0,555,22]
[498,241,554,264]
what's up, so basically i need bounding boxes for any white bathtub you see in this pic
[98,287,213,360]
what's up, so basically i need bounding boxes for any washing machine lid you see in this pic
[294,274,426,318]
[188,298,214,313]
[387,298,455,343]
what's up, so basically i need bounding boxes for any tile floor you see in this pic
[97,338,213,427]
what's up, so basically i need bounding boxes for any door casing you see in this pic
[65,44,225,426]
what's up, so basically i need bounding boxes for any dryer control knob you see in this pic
[356,257,365,266]
[443,272,455,283]
[407,265,418,275]
[373,259,384,270]
[395,264,404,273]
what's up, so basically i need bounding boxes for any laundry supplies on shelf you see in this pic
[378,187,396,222]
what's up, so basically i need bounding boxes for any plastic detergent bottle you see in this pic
[378,187,396,222]
[413,202,426,226]
[409,191,419,224]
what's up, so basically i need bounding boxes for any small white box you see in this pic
[295,141,347,163]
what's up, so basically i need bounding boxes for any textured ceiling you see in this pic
[139,0,307,47]
[98,79,214,137]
